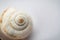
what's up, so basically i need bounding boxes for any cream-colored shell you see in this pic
[0,8,32,39]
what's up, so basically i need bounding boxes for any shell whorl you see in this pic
[1,8,32,39]
[9,12,29,31]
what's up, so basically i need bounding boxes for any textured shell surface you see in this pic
[0,8,32,39]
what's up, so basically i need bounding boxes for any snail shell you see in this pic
[1,8,32,39]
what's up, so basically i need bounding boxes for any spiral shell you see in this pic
[1,8,32,39]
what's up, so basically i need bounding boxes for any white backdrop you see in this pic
[0,0,60,40]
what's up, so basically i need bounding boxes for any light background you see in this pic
[0,0,60,40]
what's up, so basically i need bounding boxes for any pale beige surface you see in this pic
[0,8,32,40]
[0,0,60,40]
